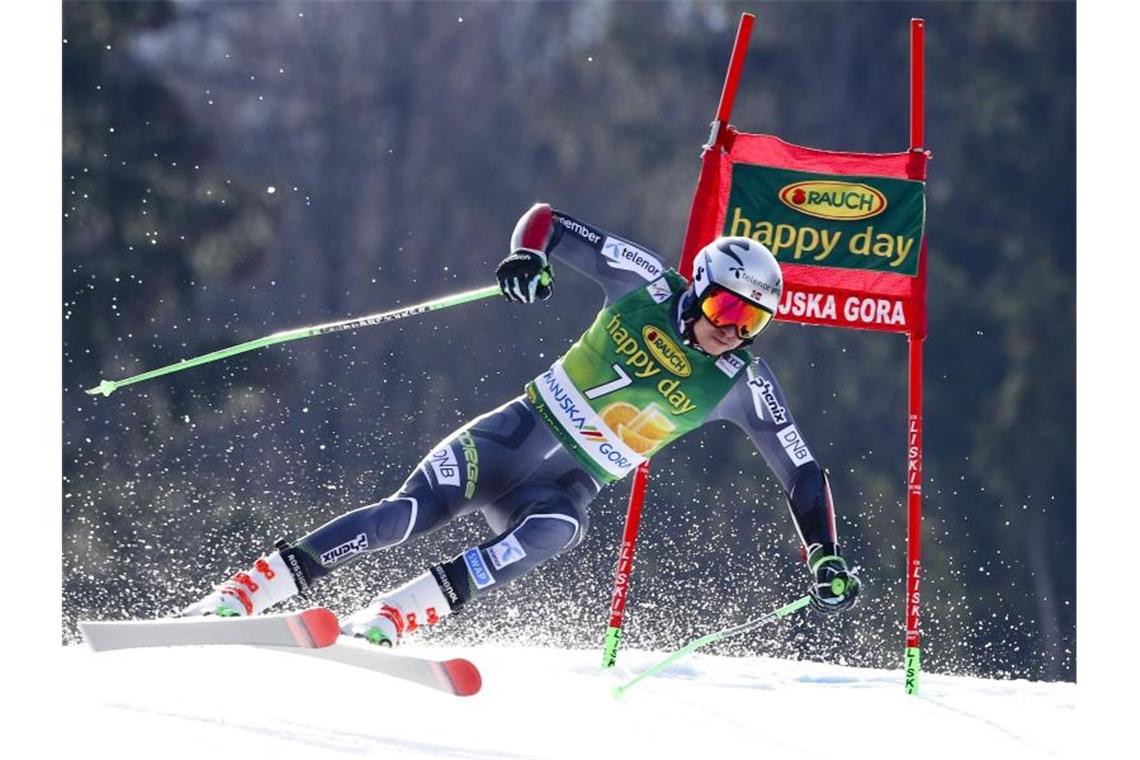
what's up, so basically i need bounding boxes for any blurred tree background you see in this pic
[62,1,1075,681]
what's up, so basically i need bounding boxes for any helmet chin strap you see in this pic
[677,289,704,350]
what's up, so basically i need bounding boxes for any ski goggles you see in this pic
[699,286,775,339]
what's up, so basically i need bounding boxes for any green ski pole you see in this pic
[611,592,818,698]
[86,283,503,397]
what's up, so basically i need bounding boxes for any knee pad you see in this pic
[503,500,587,557]
[434,500,588,607]
[366,496,419,547]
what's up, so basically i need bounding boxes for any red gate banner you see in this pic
[680,132,929,337]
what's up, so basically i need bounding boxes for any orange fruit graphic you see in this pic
[617,423,659,455]
[628,404,675,440]
[601,402,639,430]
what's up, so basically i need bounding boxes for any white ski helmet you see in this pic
[690,236,783,331]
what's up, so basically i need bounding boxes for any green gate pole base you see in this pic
[602,626,622,669]
[905,646,921,694]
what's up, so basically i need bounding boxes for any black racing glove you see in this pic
[496,249,553,303]
[807,543,861,615]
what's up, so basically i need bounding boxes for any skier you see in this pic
[183,203,861,645]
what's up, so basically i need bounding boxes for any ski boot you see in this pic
[341,571,454,647]
[181,541,309,618]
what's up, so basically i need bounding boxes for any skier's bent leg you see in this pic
[341,495,589,645]
[442,501,588,597]
[290,475,449,585]
[181,395,550,618]
[180,470,453,618]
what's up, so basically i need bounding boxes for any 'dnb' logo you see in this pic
[779,181,887,221]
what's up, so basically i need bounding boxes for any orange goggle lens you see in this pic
[700,288,774,339]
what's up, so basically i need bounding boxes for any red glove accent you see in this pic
[511,203,555,254]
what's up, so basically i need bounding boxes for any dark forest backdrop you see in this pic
[62,1,1075,681]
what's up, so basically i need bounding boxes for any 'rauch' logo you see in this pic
[642,326,691,377]
[778,181,887,221]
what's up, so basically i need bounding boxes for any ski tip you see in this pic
[443,658,482,697]
[299,608,341,648]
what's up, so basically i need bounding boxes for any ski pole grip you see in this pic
[830,577,847,596]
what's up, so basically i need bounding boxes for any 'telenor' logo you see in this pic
[642,326,691,377]
[779,181,887,221]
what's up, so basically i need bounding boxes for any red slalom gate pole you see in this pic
[601,12,755,670]
[905,336,924,694]
[910,18,926,149]
[904,17,927,696]
[601,461,650,667]
[707,12,755,149]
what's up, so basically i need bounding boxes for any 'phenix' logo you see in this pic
[320,533,369,566]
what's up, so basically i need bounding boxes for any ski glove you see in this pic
[496,249,553,303]
[807,543,861,615]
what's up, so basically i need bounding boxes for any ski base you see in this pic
[79,608,341,652]
[261,636,482,697]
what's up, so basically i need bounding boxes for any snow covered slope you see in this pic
[56,643,1074,760]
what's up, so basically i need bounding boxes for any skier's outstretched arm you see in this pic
[496,202,667,306]
[707,357,862,615]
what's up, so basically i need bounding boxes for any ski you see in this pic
[79,610,481,696]
[260,636,483,697]
[78,607,341,652]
